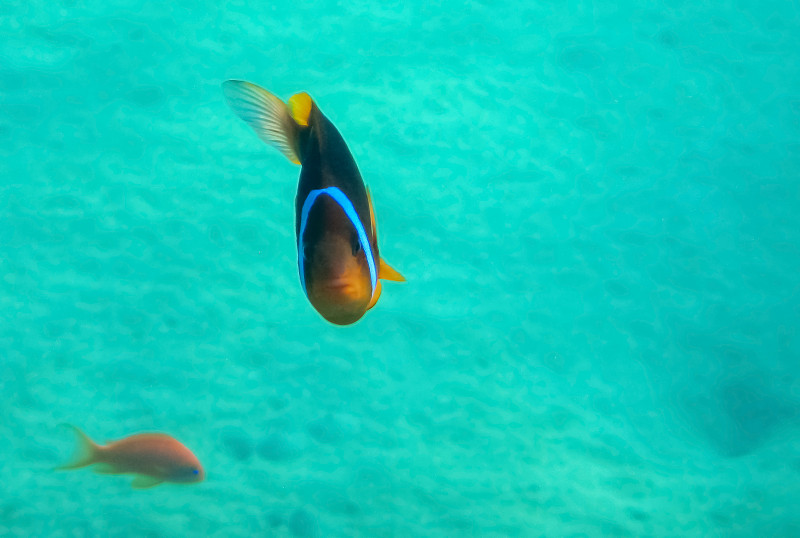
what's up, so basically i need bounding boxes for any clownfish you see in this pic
[56,425,204,489]
[222,80,405,325]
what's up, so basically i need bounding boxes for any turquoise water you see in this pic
[2,1,799,536]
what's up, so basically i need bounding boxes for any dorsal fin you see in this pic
[288,92,313,127]
[365,187,405,282]
[366,186,377,242]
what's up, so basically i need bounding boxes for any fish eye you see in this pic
[351,233,361,256]
[192,469,199,475]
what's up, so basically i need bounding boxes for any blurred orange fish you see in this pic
[57,424,204,489]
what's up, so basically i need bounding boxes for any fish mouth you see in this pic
[322,278,358,298]
[309,278,369,325]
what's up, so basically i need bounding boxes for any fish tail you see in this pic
[222,80,309,165]
[56,424,100,470]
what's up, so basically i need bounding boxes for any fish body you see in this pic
[222,80,404,325]
[57,425,204,489]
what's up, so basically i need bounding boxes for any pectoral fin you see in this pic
[379,258,405,281]
[131,475,164,489]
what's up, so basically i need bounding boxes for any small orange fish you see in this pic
[57,424,204,489]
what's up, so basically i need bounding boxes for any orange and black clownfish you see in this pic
[222,80,404,325]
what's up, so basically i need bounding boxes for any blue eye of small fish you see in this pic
[192,469,199,475]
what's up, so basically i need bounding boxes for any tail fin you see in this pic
[56,424,100,471]
[222,80,304,165]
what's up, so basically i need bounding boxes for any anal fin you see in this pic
[92,463,123,475]
[131,475,164,489]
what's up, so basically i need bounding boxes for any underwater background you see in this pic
[1,0,799,536]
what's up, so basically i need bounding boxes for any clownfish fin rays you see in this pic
[222,79,304,165]
[56,424,100,471]
[379,258,405,282]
